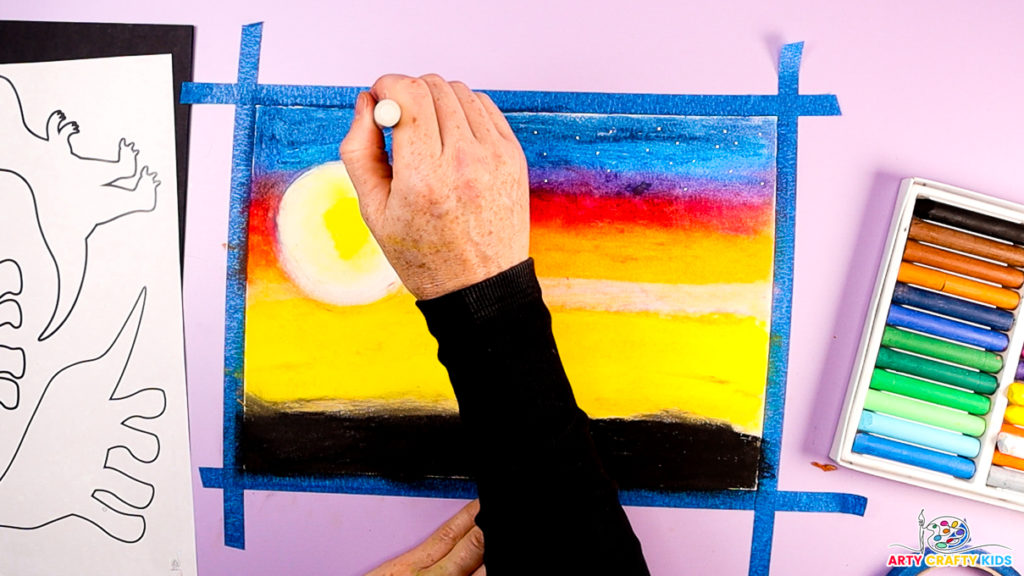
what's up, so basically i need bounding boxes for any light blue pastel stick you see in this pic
[887,304,1009,351]
[858,411,981,458]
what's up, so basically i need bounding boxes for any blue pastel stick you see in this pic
[887,305,1009,351]
[858,411,981,458]
[892,283,1014,331]
[852,432,976,479]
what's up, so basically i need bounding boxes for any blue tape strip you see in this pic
[747,40,805,576]
[200,467,866,516]
[182,80,841,118]
[219,21,263,550]
[180,82,238,105]
[774,491,867,515]
[192,27,860,570]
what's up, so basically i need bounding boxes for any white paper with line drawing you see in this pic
[0,55,196,576]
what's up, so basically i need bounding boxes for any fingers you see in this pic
[411,500,481,566]
[475,93,517,142]
[449,82,498,142]
[80,495,146,543]
[94,467,154,509]
[340,91,393,226]
[371,74,442,160]
[419,74,472,149]
[420,526,485,576]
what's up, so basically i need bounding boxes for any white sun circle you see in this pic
[276,161,401,306]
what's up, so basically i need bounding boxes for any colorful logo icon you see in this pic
[886,510,1014,572]
[923,516,970,553]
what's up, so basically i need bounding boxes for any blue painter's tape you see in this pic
[620,490,758,510]
[181,80,841,118]
[199,466,224,488]
[773,491,867,515]
[237,23,262,86]
[180,82,238,105]
[779,42,804,95]
[217,21,266,551]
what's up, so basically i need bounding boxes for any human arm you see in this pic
[341,74,649,575]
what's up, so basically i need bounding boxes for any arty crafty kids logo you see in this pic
[887,510,1013,569]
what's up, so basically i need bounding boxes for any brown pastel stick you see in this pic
[898,262,1021,309]
[915,199,1024,244]
[902,240,1024,288]
[909,218,1024,267]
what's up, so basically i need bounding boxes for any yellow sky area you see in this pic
[245,286,769,435]
[245,290,454,405]
[552,307,768,435]
[531,223,774,285]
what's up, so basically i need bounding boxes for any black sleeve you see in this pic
[417,259,650,576]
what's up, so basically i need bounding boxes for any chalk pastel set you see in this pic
[831,177,1024,510]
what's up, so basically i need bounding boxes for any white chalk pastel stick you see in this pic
[996,431,1024,459]
[374,99,402,128]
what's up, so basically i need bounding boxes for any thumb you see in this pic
[340,91,392,226]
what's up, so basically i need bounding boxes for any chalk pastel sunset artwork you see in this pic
[241,105,776,490]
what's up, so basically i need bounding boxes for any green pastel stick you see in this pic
[881,326,1003,373]
[875,347,998,394]
[864,389,987,437]
[870,369,991,415]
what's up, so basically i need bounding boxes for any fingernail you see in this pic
[356,92,370,117]
[352,92,364,117]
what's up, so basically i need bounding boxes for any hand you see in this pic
[340,74,529,300]
[365,499,486,576]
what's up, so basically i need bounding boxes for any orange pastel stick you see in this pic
[992,450,1024,472]
[897,262,1021,309]
[910,218,1024,267]
[1002,422,1024,437]
[903,240,1024,288]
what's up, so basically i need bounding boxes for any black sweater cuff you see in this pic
[416,258,540,332]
